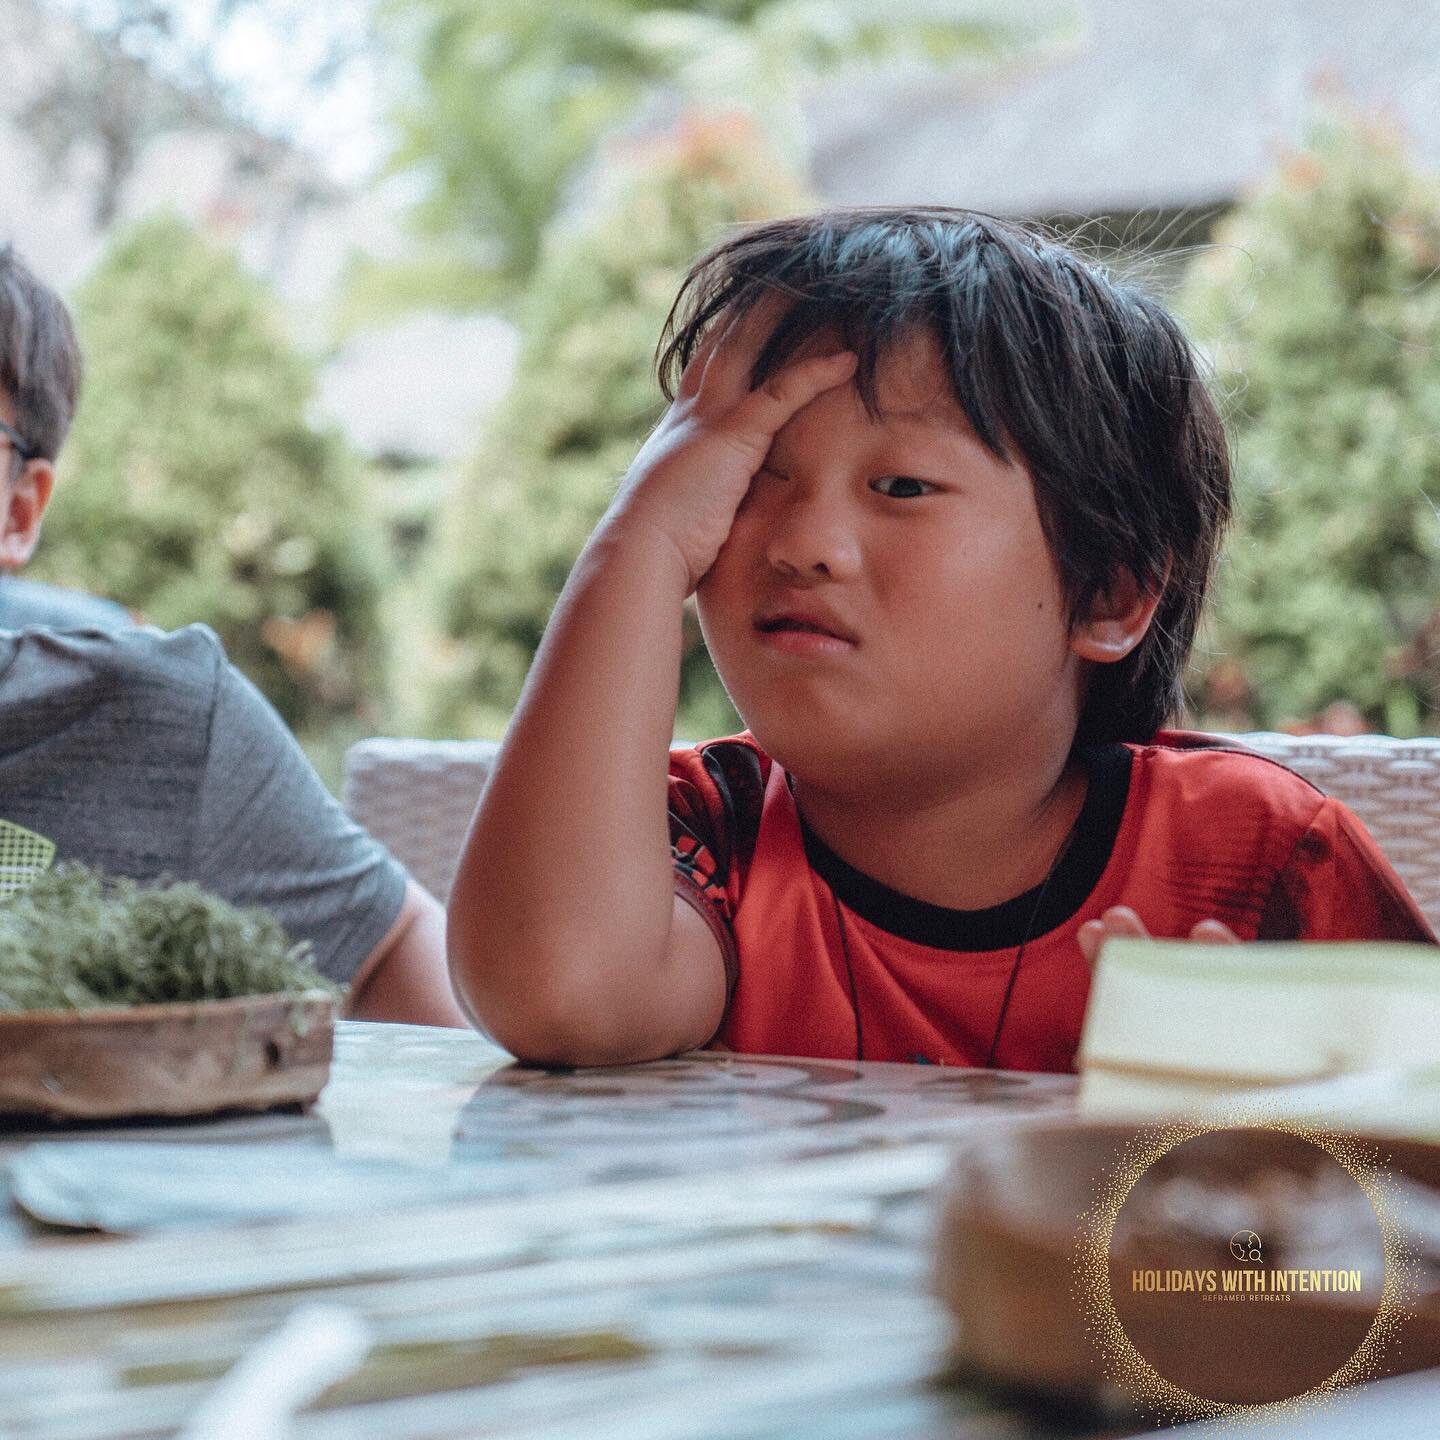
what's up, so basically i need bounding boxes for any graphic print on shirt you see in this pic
[0,818,55,896]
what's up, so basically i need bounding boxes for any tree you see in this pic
[372,0,1052,312]
[1180,116,1440,735]
[16,0,369,224]
[32,214,390,742]
[424,113,809,738]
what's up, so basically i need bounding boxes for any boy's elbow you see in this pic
[446,930,672,1068]
[467,994,676,1069]
[497,1020,672,1069]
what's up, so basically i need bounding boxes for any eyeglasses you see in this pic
[0,420,33,462]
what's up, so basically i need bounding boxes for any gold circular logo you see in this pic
[1228,1229,1263,1263]
[1074,1112,1418,1423]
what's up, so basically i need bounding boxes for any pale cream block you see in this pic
[1078,938,1440,1119]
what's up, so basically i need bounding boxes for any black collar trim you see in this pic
[797,744,1133,952]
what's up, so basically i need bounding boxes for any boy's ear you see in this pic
[1068,563,1166,665]
[0,459,55,570]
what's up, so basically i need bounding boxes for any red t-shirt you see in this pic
[668,731,1435,1072]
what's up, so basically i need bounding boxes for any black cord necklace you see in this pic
[829,821,1078,1068]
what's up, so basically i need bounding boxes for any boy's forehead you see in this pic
[785,323,968,432]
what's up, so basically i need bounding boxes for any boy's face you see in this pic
[695,329,1088,794]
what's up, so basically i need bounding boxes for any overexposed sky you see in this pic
[44,0,388,183]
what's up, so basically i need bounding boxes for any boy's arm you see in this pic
[448,522,727,1064]
[447,303,856,1065]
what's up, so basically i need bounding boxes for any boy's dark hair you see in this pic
[0,243,82,462]
[656,207,1231,748]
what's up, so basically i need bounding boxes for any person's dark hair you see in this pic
[0,243,82,462]
[656,207,1231,748]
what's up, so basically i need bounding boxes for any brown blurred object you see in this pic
[1386,606,1440,681]
[1201,658,1251,712]
[1283,700,1371,737]
[260,608,338,681]
[936,1120,1440,1411]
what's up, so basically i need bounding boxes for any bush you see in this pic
[425,113,811,740]
[33,215,390,739]
[1180,117,1440,735]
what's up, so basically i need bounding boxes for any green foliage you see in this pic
[1180,118,1440,734]
[426,116,810,738]
[0,865,336,1012]
[33,215,391,737]
[371,0,1046,315]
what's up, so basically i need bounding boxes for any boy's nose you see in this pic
[762,495,862,582]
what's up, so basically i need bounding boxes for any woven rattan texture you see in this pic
[342,738,501,903]
[1236,733,1440,934]
[342,733,1440,933]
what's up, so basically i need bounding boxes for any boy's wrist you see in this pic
[589,511,698,599]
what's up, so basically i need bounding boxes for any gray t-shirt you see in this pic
[0,624,407,983]
[0,576,132,632]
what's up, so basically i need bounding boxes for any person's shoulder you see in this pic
[0,622,228,700]
[0,626,238,756]
[1125,728,1326,826]
[0,577,131,633]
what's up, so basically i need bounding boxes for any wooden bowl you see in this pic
[935,1119,1440,1408]
[0,992,336,1121]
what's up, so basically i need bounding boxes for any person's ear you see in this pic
[0,458,55,569]
[1068,562,1166,665]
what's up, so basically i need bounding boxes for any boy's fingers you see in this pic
[1081,910,1240,969]
[694,291,793,410]
[676,325,725,398]
[1078,908,1148,968]
[725,349,857,450]
[679,292,780,398]
[1189,919,1242,943]
[1099,905,1149,938]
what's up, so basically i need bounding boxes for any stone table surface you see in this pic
[0,1022,1432,1439]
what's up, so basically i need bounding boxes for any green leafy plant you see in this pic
[0,866,337,1012]
[1181,116,1440,735]
[32,215,391,742]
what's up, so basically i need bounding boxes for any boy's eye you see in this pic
[871,475,936,499]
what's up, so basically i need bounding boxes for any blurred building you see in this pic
[809,0,1439,288]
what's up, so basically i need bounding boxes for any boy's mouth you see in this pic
[753,608,858,645]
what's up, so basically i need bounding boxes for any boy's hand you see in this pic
[1078,905,1241,966]
[607,296,858,592]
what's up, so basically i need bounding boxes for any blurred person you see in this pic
[448,207,1434,1070]
[1,245,131,631]
[0,240,464,1026]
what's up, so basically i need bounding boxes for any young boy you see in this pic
[447,207,1434,1072]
